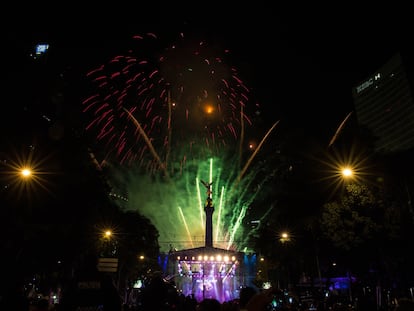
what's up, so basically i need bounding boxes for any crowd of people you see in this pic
[1,253,413,310]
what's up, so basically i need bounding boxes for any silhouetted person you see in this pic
[141,273,176,310]
[34,298,49,310]
[183,294,198,311]
[197,298,221,311]
[239,286,257,310]
[244,287,282,311]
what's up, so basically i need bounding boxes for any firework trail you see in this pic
[236,120,280,184]
[82,31,276,252]
[123,107,168,178]
[328,111,353,148]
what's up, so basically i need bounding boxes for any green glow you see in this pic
[110,153,269,252]
[178,206,194,248]
[108,121,280,253]
[209,158,213,186]
[195,177,205,231]
[215,186,225,243]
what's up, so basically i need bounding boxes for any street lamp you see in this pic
[104,230,113,239]
[321,142,373,200]
[2,156,52,208]
[98,228,118,258]
[277,231,293,289]
[341,167,353,178]
[279,231,291,244]
[20,168,33,179]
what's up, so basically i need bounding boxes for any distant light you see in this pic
[21,168,32,178]
[35,44,49,55]
[133,279,143,288]
[204,104,214,114]
[342,168,353,177]
[280,231,291,243]
[263,281,272,289]
[42,115,51,122]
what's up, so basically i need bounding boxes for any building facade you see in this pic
[352,53,414,154]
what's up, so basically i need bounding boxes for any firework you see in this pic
[82,32,253,175]
[83,31,277,252]
[328,111,353,148]
[109,154,275,252]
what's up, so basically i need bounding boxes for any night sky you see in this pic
[3,5,414,203]
[2,5,412,201]
[4,4,413,140]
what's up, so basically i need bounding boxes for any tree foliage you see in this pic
[320,182,401,251]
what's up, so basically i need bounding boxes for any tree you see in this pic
[320,183,381,251]
[319,179,414,289]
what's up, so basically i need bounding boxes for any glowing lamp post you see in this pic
[98,229,119,273]
[279,232,290,244]
[341,167,353,179]
[17,166,35,216]
[99,228,118,258]
[104,230,112,239]
[20,168,32,179]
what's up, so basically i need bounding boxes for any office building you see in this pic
[352,53,414,154]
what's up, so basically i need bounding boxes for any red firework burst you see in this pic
[82,31,254,174]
